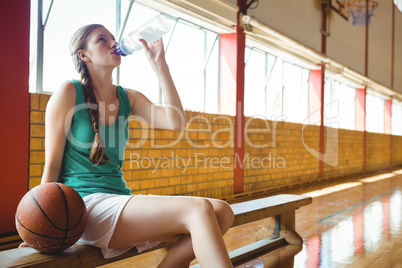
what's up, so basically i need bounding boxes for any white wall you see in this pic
[368,0,393,89]
[327,9,366,75]
[395,7,402,94]
[247,0,322,53]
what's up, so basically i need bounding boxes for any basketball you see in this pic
[15,183,87,253]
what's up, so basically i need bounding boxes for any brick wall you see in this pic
[243,119,320,193]
[125,110,234,197]
[366,132,393,171]
[392,135,402,166]
[324,129,365,179]
[29,94,50,188]
[28,93,402,199]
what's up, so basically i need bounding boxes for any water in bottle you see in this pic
[116,14,171,56]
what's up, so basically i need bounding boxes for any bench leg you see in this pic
[255,211,303,245]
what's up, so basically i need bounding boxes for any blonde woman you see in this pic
[27,24,234,268]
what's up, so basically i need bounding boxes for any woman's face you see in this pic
[82,27,121,68]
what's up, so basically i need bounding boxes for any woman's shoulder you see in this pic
[47,81,77,111]
[55,80,77,96]
[124,87,148,104]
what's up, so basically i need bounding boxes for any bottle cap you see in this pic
[116,44,127,56]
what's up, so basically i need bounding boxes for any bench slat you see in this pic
[231,194,312,227]
[190,236,286,268]
[0,243,169,268]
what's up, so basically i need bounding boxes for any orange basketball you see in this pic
[15,183,87,253]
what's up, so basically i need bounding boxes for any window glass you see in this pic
[32,0,116,92]
[266,55,283,120]
[244,48,267,117]
[118,4,164,104]
[392,100,402,136]
[164,22,217,111]
[366,94,384,133]
[283,62,305,123]
[324,79,355,130]
[30,0,220,113]
[204,33,220,114]
[301,68,310,123]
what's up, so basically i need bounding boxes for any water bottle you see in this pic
[116,14,171,56]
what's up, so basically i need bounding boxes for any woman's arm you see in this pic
[127,38,186,131]
[41,81,76,184]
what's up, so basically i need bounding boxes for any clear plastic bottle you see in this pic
[116,14,171,56]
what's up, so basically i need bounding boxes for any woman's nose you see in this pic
[111,39,118,48]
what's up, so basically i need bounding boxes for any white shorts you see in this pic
[78,193,160,258]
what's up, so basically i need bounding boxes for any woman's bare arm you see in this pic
[41,81,76,184]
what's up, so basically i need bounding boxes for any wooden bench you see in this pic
[0,194,312,268]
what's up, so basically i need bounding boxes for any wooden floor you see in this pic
[99,168,402,268]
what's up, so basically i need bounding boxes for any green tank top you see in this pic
[59,79,132,198]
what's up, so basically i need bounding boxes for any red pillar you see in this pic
[219,32,244,193]
[355,88,367,132]
[219,23,246,193]
[384,99,392,165]
[219,6,246,194]
[0,0,30,234]
[319,63,325,177]
[234,25,245,194]
[384,99,392,134]
[219,33,238,116]
[308,70,322,126]
[355,87,367,170]
[308,69,325,177]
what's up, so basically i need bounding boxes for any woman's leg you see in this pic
[108,195,234,268]
[157,198,234,267]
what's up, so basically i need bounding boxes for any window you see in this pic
[366,93,385,133]
[164,20,219,112]
[392,100,402,136]
[265,54,284,120]
[30,0,220,113]
[244,48,267,117]
[324,79,356,130]
[30,0,117,93]
[283,62,309,124]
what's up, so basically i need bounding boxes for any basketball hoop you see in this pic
[343,0,379,25]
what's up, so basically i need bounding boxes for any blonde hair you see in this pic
[69,24,109,166]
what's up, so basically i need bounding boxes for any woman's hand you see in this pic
[139,38,167,71]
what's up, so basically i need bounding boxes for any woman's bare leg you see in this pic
[109,195,234,268]
[157,198,234,267]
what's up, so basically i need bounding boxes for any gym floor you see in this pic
[100,168,402,268]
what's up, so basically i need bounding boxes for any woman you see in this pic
[37,24,234,267]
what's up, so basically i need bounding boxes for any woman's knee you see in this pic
[186,198,216,223]
[184,198,234,233]
[213,200,234,232]
[203,199,234,234]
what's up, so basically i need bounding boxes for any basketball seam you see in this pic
[54,183,69,252]
[68,200,86,231]
[29,189,66,232]
[15,215,86,240]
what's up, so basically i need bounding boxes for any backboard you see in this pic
[330,0,350,20]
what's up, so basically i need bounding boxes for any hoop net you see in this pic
[344,0,379,25]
